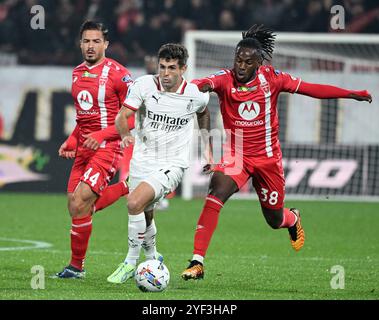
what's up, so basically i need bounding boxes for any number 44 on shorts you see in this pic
[83,167,100,187]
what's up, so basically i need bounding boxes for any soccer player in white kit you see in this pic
[107,43,211,283]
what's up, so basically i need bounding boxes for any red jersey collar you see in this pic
[80,57,107,70]
[231,69,258,87]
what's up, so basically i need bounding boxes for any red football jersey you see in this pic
[71,57,132,147]
[194,65,301,158]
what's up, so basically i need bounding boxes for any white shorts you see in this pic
[129,163,185,211]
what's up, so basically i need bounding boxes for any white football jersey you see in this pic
[123,75,209,168]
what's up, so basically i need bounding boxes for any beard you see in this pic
[83,51,101,65]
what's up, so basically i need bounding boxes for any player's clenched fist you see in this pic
[58,141,76,159]
[82,133,101,150]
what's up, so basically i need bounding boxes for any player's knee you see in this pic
[208,174,237,202]
[68,197,87,217]
[127,197,144,214]
[209,187,233,203]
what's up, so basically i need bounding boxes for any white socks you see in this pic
[192,254,204,264]
[125,212,146,266]
[142,219,157,260]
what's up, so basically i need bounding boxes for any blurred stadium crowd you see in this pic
[0,0,379,66]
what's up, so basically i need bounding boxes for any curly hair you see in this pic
[237,24,276,61]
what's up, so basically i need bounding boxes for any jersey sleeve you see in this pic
[196,92,210,113]
[193,69,229,95]
[114,71,133,105]
[122,78,144,111]
[273,68,302,93]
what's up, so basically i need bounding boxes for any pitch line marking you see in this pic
[0,237,53,251]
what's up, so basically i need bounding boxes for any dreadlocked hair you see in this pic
[237,24,276,61]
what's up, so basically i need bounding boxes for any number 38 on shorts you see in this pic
[260,188,280,207]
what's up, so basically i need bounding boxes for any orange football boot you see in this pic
[288,208,305,251]
[181,260,204,280]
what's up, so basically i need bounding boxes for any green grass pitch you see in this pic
[0,193,378,300]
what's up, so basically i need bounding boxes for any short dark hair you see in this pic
[79,20,108,41]
[237,24,276,62]
[158,43,188,67]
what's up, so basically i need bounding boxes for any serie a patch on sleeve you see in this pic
[211,70,227,77]
[122,75,133,83]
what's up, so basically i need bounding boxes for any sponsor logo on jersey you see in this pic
[147,111,189,126]
[77,90,93,110]
[152,93,161,103]
[238,101,260,120]
[147,110,190,132]
[81,71,97,78]
[237,85,257,92]
[234,119,264,127]
[274,69,281,75]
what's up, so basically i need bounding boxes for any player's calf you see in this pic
[261,207,284,229]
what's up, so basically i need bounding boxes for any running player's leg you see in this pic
[55,154,97,278]
[55,150,121,278]
[92,180,129,213]
[107,182,155,284]
[93,148,129,213]
[182,154,250,281]
[252,158,305,251]
[142,209,162,262]
[107,167,183,284]
[67,182,98,272]
[181,171,238,280]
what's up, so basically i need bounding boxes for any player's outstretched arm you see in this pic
[196,107,214,174]
[115,106,135,149]
[82,114,136,150]
[297,81,372,103]
[192,79,213,93]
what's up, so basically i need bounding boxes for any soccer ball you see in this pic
[135,259,170,292]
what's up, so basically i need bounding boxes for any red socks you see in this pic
[93,181,129,212]
[279,208,297,228]
[70,214,92,270]
[69,181,129,271]
[193,195,224,257]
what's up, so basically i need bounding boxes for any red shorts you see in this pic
[67,146,123,195]
[213,152,285,210]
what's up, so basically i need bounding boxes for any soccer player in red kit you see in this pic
[55,21,134,279]
[182,24,372,280]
